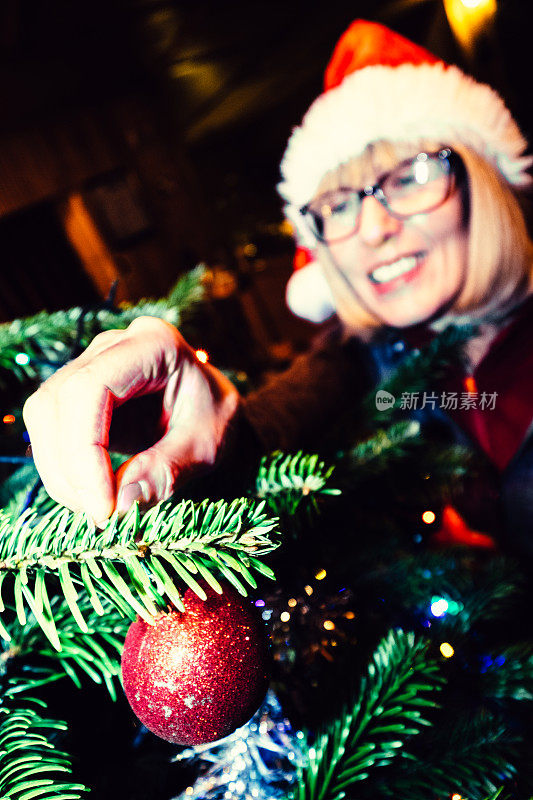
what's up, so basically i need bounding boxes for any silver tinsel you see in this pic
[172,690,303,800]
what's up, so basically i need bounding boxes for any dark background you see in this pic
[0,0,530,347]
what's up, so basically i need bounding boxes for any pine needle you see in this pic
[0,496,279,647]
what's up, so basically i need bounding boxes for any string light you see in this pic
[195,349,209,363]
[443,0,497,57]
[422,510,436,524]
[288,598,297,608]
[323,620,335,631]
[430,595,463,617]
[280,612,290,623]
[2,414,15,424]
[314,569,327,581]
[440,642,455,658]
[430,597,449,617]
[304,585,313,596]
[14,353,30,366]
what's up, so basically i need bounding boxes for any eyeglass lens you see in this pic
[306,152,452,243]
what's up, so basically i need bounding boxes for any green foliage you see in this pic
[383,716,517,800]
[0,702,87,799]
[363,323,475,427]
[0,496,279,649]
[480,643,533,702]
[293,629,443,800]
[0,464,41,519]
[6,595,128,701]
[255,451,340,517]
[368,551,524,635]
[347,420,422,471]
[0,267,206,388]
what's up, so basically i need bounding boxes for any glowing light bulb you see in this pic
[440,642,455,658]
[2,414,15,424]
[431,597,449,617]
[323,620,335,631]
[288,598,297,608]
[422,510,436,524]
[15,353,30,366]
[304,585,313,595]
[444,0,497,57]
[315,568,327,581]
[195,349,209,363]
[280,611,290,622]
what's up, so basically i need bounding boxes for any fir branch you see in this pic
[0,497,279,649]
[382,716,517,800]
[0,702,87,799]
[346,422,471,484]
[365,553,523,634]
[5,595,128,701]
[294,628,443,800]
[0,464,41,518]
[363,323,475,426]
[255,451,340,517]
[0,267,206,386]
[346,420,421,471]
[480,643,533,702]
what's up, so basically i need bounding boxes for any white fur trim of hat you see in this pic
[285,259,336,323]
[279,62,533,249]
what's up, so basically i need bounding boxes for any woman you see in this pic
[23,20,533,549]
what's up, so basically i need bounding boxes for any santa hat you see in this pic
[285,246,335,322]
[283,19,532,321]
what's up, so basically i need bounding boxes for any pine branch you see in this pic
[0,464,41,518]
[255,451,340,517]
[480,643,533,702]
[365,553,523,635]
[0,701,87,799]
[363,323,475,426]
[5,595,128,701]
[383,716,518,800]
[294,628,443,800]
[0,267,206,386]
[0,496,279,650]
[346,420,421,472]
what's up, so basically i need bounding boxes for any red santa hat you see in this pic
[283,19,532,322]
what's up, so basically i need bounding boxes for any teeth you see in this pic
[371,256,419,284]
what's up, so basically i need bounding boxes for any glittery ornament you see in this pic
[121,584,270,745]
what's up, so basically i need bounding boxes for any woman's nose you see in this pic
[358,195,402,247]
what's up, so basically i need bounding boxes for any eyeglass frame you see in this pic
[299,148,461,244]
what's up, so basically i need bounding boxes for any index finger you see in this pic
[24,319,184,522]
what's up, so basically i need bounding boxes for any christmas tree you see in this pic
[1,271,533,800]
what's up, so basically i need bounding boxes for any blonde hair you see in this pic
[312,140,533,333]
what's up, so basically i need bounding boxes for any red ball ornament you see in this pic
[121,584,270,745]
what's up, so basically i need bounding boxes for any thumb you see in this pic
[115,435,204,514]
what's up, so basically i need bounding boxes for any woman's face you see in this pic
[316,150,469,329]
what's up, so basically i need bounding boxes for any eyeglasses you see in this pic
[300,149,458,244]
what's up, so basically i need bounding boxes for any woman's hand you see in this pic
[23,316,240,526]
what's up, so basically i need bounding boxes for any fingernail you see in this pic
[116,481,150,515]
